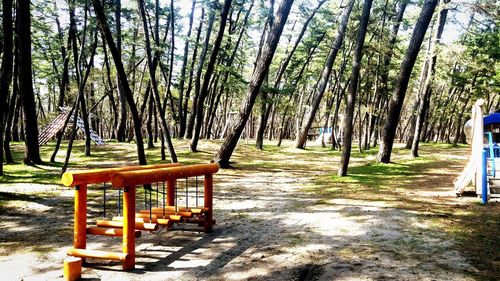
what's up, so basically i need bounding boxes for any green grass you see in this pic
[0,139,498,279]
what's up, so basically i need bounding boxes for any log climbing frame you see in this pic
[62,163,219,271]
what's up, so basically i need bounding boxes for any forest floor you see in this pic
[0,139,499,281]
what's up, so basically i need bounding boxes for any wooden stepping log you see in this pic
[112,215,170,226]
[134,213,180,222]
[96,219,158,231]
[67,248,128,261]
[190,208,203,214]
[138,209,192,218]
[109,217,146,223]
[63,257,82,281]
[149,206,208,213]
[87,227,141,238]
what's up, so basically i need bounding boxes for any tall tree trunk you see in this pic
[17,0,42,164]
[11,68,21,143]
[102,34,119,138]
[115,0,128,142]
[165,0,177,124]
[186,8,215,139]
[62,32,98,173]
[338,0,373,176]
[135,0,177,162]
[209,0,254,141]
[255,0,326,149]
[377,0,438,163]
[190,0,233,152]
[52,9,93,159]
[296,0,355,149]
[214,0,294,167]
[3,47,19,164]
[93,0,148,165]
[256,90,272,150]
[378,0,409,113]
[70,3,92,156]
[55,0,72,109]
[3,89,18,164]
[146,86,155,148]
[0,0,14,175]
[178,0,197,136]
[411,0,450,157]
[181,8,205,138]
[452,97,470,146]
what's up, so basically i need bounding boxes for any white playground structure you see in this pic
[314,127,333,145]
[454,99,500,202]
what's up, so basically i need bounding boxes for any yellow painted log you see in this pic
[96,219,158,231]
[111,216,146,223]
[111,163,219,188]
[67,248,128,261]
[138,209,192,217]
[62,163,182,187]
[63,257,82,281]
[86,227,141,238]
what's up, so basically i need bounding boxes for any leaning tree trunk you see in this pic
[93,0,147,165]
[186,9,215,139]
[338,0,373,176]
[181,8,205,138]
[56,10,72,109]
[377,0,438,163]
[62,31,98,173]
[296,0,355,149]
[411,0,450,157]
[177,0,196,136]
[70,3,92,157]
[136,0,177,162]
[452,96,470,146]
[255,0,326,149]
[190,0,233,152]
[115,0,128,142]
[0,0,14,175]
[164,0,177,125]
[214,0,295,167]
[3,53,19,164]
[274,0,326,87]
[7,49,20,157]
[207,1,255,140]
[17,0,42,164]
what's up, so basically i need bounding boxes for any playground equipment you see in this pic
[454,99,500,203]
[62,162,219,270]
[39,108,105,146]
[314,127,333,145]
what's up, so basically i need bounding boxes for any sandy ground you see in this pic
[0,142,483,280]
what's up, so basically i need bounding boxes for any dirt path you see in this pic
[0,141,483,280]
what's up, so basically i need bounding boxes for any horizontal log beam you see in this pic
[62,163,182,187]
[67,248,128,261]
[112,163,219,188]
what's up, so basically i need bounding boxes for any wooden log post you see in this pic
[63,257,82,281]
[122,186,135,271]
[204,173,213,233]
[74,184,87,256]
[167,178,175,207]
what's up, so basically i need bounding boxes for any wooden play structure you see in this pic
[62,162,219,271]
[454,99,500,202]
[39,108,105,146]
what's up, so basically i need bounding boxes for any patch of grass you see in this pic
[305,143,500,280]
[337,246,378,260]
[231,210,250,219]
[285,233,304,247]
